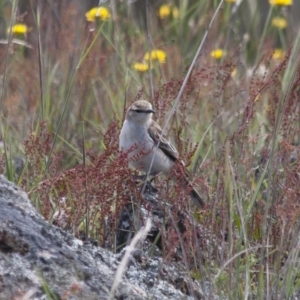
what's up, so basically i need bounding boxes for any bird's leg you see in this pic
[132,172,157,184]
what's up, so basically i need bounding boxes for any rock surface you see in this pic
[0,176,206,299]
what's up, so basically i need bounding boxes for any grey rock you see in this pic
[0,175,204,300]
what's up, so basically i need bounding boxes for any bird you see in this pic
[119,99,205,208]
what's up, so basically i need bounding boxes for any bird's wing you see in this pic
[148,120,179,161]
[148,121,206,208]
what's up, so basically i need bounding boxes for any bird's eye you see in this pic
[135,109,143,113]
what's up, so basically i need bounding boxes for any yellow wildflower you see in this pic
[158,4,179,19]
[159,5,171,19]
[7,23,28,35]
[85,7,110,22]
[144,50,166,64]
[133,62,149,72]
[272,49,285,60]
[172,7,179,18]
[272,17,287,29]
[210,49,225,60]
[269,0,293,6]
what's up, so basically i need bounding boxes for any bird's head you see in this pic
[126,100,155,124]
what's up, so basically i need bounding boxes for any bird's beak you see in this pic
[148,109,155,114]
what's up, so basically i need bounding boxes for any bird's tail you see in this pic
[172,163,206,208]
[188,182,206,208]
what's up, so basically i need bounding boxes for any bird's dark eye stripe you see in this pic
[132,108,154,113]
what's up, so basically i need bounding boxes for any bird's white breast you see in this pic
[119,120,173,174]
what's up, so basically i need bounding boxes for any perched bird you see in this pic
[119,100,205,208]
